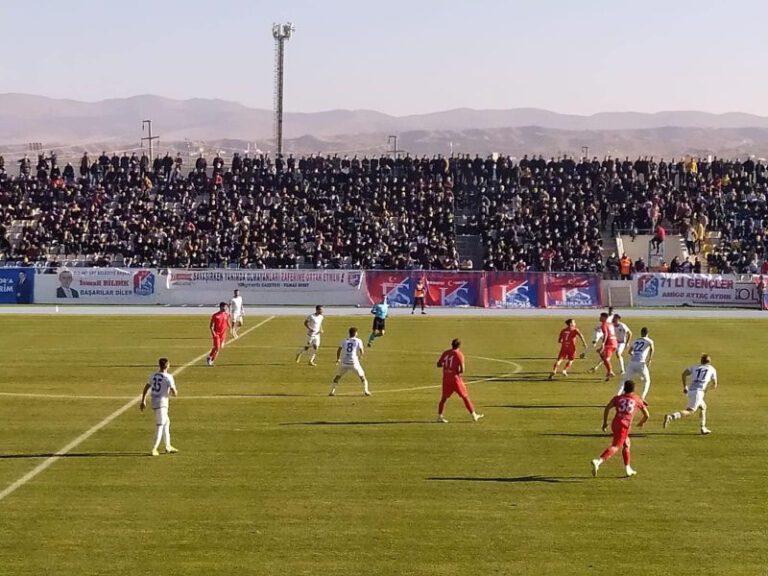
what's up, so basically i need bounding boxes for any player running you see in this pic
[437,339,483,423]
[229,289,244,339]
[412,278,426,315]
[295,305,324,366]
[330,327,370,396]
[612,315,632,375]
[207,302,231,366]
[140,357,178,456]
[367,298,389,347]
[549,319,587,379]
[663,354,718,435]
[619,327,654,400]
[595,312,618,380]
[591,380,649,478]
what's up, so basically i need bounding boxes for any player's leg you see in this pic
[602,348,615,378]
[411,299,417,314]
[295,336,310,363]
[640,365,651,400]
[162,408,177,453]
[549,357,563,379]
[356,366,370,396]
[151,408,164,455]
[309,336,320,366]
[592,424,626,476]
[420,297,426,314]
[208,334,222,364]
[664,391,699,427]
[456,379,483,421]
[616,345,625,374]
[437,382,453,422]
[699,399,710,434]
[622,436,635,476]
[329,366,345,396]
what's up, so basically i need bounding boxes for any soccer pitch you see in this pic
[0,312,765,575]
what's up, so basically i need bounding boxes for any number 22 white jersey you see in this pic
[629,337,653,363]
[148,371,176,409]
[339,337,364,365]
[688,364,717,391]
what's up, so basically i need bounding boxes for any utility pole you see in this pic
[387,135,403,158]
[141,120,159,162]
[272,22,294,157]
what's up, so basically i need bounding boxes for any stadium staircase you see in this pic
[617,233,687,270]
[456,234,483,269]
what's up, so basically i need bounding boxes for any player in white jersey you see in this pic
[618,327,654,400]
[663,354,718,435]
[140,357,178,456]
[229,289,244,338]
[295,305,324,366]
[612,315,632,375]
[330,326,370,396]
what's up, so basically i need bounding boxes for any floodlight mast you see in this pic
[272,22,294,158]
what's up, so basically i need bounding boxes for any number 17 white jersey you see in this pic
[629,337,653,363]
[688,364,717,391]
[339,337,364,365]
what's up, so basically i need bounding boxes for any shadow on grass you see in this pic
[427,475,585,484]
[281,420,433,427]
[540,432,700,438]
[213,393,312,398]
[489,404,604,410]
[0,451,149,460]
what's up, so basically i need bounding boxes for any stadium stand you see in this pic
[0,152,765,274]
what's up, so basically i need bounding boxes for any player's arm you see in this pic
[336,346,342,364]
[437,353,444,368]
[601,399,615,432]
[681,368,691,393]
[303,317,310,330]
[647,341,654,365]
[457,358,465,375]
[624,329,633,352]
[209,316,216,335]
[637,404,650,428]
[711,373,718,391]
[139,383,150,411]
[170,382,178,397]
[577,330,588,353]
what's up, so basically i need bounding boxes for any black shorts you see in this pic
[372,317,386,332]
[413,296,425,307]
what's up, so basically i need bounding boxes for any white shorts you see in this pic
[306,334,321,349]
[232,313,244,324]
[686,389,707,411]
[335,363,365,379]
[617,342,627,356]
[153,405,169,426]
[625,361,650,383]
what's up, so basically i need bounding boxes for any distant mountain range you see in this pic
[3,93,768,158]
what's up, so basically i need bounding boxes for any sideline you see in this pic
[0,316,275,503]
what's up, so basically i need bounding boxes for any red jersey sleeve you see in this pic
[437,350,448,366]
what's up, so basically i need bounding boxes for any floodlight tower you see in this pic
[272,22,294,157]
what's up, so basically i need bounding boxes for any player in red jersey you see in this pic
[436,339,483,423]
[597,312,618,380]
[591,380,649,477]
[549,318,588,379]
[206,302,231,366]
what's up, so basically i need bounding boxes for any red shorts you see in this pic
[603,344,617,358]
[611,420,630,447]
[442,376,468,397]
[558,346,576,361]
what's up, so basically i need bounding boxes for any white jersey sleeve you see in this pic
[592,325,603,343]
[616,322,630,343]
[629,337,653,363]
[688,364,717,391]
[306,313,324,336]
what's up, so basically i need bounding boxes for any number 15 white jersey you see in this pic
[339,337,364,366]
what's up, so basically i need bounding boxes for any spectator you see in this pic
[619,253,633,280]
[650,224,666,254]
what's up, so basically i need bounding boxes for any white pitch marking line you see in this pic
[0,316,275,503]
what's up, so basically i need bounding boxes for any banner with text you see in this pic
[485,272,542,308]
[34,268,157,304]
[635,273,760,308]
[164,268,367,305]
[0,268,35,304]
[365,271,483,307]
[542,273,602,308]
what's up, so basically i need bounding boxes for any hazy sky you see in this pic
[1,0,767,115]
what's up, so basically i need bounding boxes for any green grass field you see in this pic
[0,313,765,575]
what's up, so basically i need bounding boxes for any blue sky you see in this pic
[1,0,766,115]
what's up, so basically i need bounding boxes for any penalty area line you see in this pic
[0,316,275,504]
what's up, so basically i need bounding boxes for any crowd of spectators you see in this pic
[0,151,766,274]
